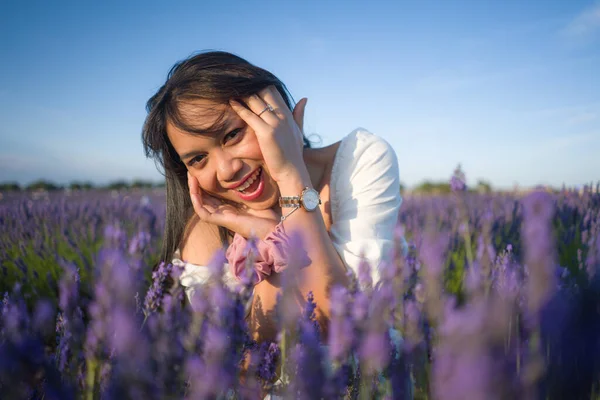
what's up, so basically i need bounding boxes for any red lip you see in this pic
[225,168,261,190]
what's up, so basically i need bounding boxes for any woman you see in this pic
[142,51,403,343]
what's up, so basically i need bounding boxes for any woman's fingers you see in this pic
[245,93,280,124]
[229,99,271,131]
[190,189,211,221]
[231,86,308,184]
[187,171,278,237]
[188,171,199,195]
[260,86,292,120]
[292,98,307,133]
[188,172,201,210]
[200,191,221,209]
[188,172,214,221]
[292,98,307,148]
[261,87,305,145]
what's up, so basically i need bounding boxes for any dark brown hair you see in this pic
[142,50,312,264]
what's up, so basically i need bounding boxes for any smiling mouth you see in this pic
[235,167,262,193]
[234,167,265,201]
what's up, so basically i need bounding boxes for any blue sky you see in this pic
[0,0,598,189]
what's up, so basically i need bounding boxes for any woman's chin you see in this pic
[239,182,279,211]
[242,196,278,211]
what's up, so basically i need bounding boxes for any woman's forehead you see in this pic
[175,99,232,130]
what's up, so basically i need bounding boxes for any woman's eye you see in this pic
[189,154,206,166]
[224,128,243,143]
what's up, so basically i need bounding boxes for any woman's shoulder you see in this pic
[332,128,399,181]
[178,215,224,266]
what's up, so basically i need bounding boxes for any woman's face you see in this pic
[166,99,279,211]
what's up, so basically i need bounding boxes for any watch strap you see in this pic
[278,187,321,211]
[279,195,302,208]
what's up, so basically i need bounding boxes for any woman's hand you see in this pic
[229,87,309,184]
[188,172,279,239]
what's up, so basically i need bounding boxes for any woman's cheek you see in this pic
[191,173,210,193]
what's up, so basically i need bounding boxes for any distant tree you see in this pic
[106,180,129,190]
[154,180,166,188]
[69,181,95,191]
[414,180,451,194]
[0,182,21,191]
[81,182,94,190]
[399,181,406,194]
[26,180,60,191]
[475,180,493,194]
[131,179,154,189]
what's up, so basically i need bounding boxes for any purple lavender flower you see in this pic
[432,296,518,400]
[128,230,151,255]
[450,164,467,192]
[521,191,557,315]
[403,300,423,352]
[256,341,280,383]
[103,223,127,250]
[302,291,320,338]
[287,320,325,400]
[328,286,354,363]
[357,257,373,292]
[143,262,173,316]
[351,291,370,324]
[419,231,449,324]
[359,330,391,374]
[184,355,212,398]
[58,261,80,315]
[32,299,55,336]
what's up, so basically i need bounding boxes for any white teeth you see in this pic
[236,169,261,192]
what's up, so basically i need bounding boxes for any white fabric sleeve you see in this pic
[173,254,244,311]
[329,129,403,285]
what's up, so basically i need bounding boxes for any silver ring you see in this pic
[258,103,274,116]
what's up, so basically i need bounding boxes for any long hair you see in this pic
[142,50,312,264]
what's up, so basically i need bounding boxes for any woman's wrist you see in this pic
[275,169,313,197]
[252,219,280,240]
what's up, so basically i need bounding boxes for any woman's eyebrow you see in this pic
[180,149,203,161]
[179,118,238,161]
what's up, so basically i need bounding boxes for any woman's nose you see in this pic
[215,150,243,183]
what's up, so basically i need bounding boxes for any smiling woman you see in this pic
[142,50,404,344]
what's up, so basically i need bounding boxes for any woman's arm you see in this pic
[247,176,349,342]
[180,215,223,265]
[230,88,350,342]
[248,130,403,343]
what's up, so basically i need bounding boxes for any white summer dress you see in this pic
[174,128,404,313]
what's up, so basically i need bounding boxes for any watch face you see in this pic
[302,189,320,211]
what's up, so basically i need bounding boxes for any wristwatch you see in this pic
[279,187,321,221]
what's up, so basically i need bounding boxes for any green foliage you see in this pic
[69,181,95,190]
[399,181,406,194]
[445,245,467,300]
[475,180,493,194]
[131,179,155,189]
[413,181,451,194]
[0,192,162,309]
[0,182,21,191]
[106,180,130,190]
[25,180,61,191]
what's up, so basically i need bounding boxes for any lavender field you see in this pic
[1,180,599,399]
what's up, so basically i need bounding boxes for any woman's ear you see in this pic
[292,98,308,133]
